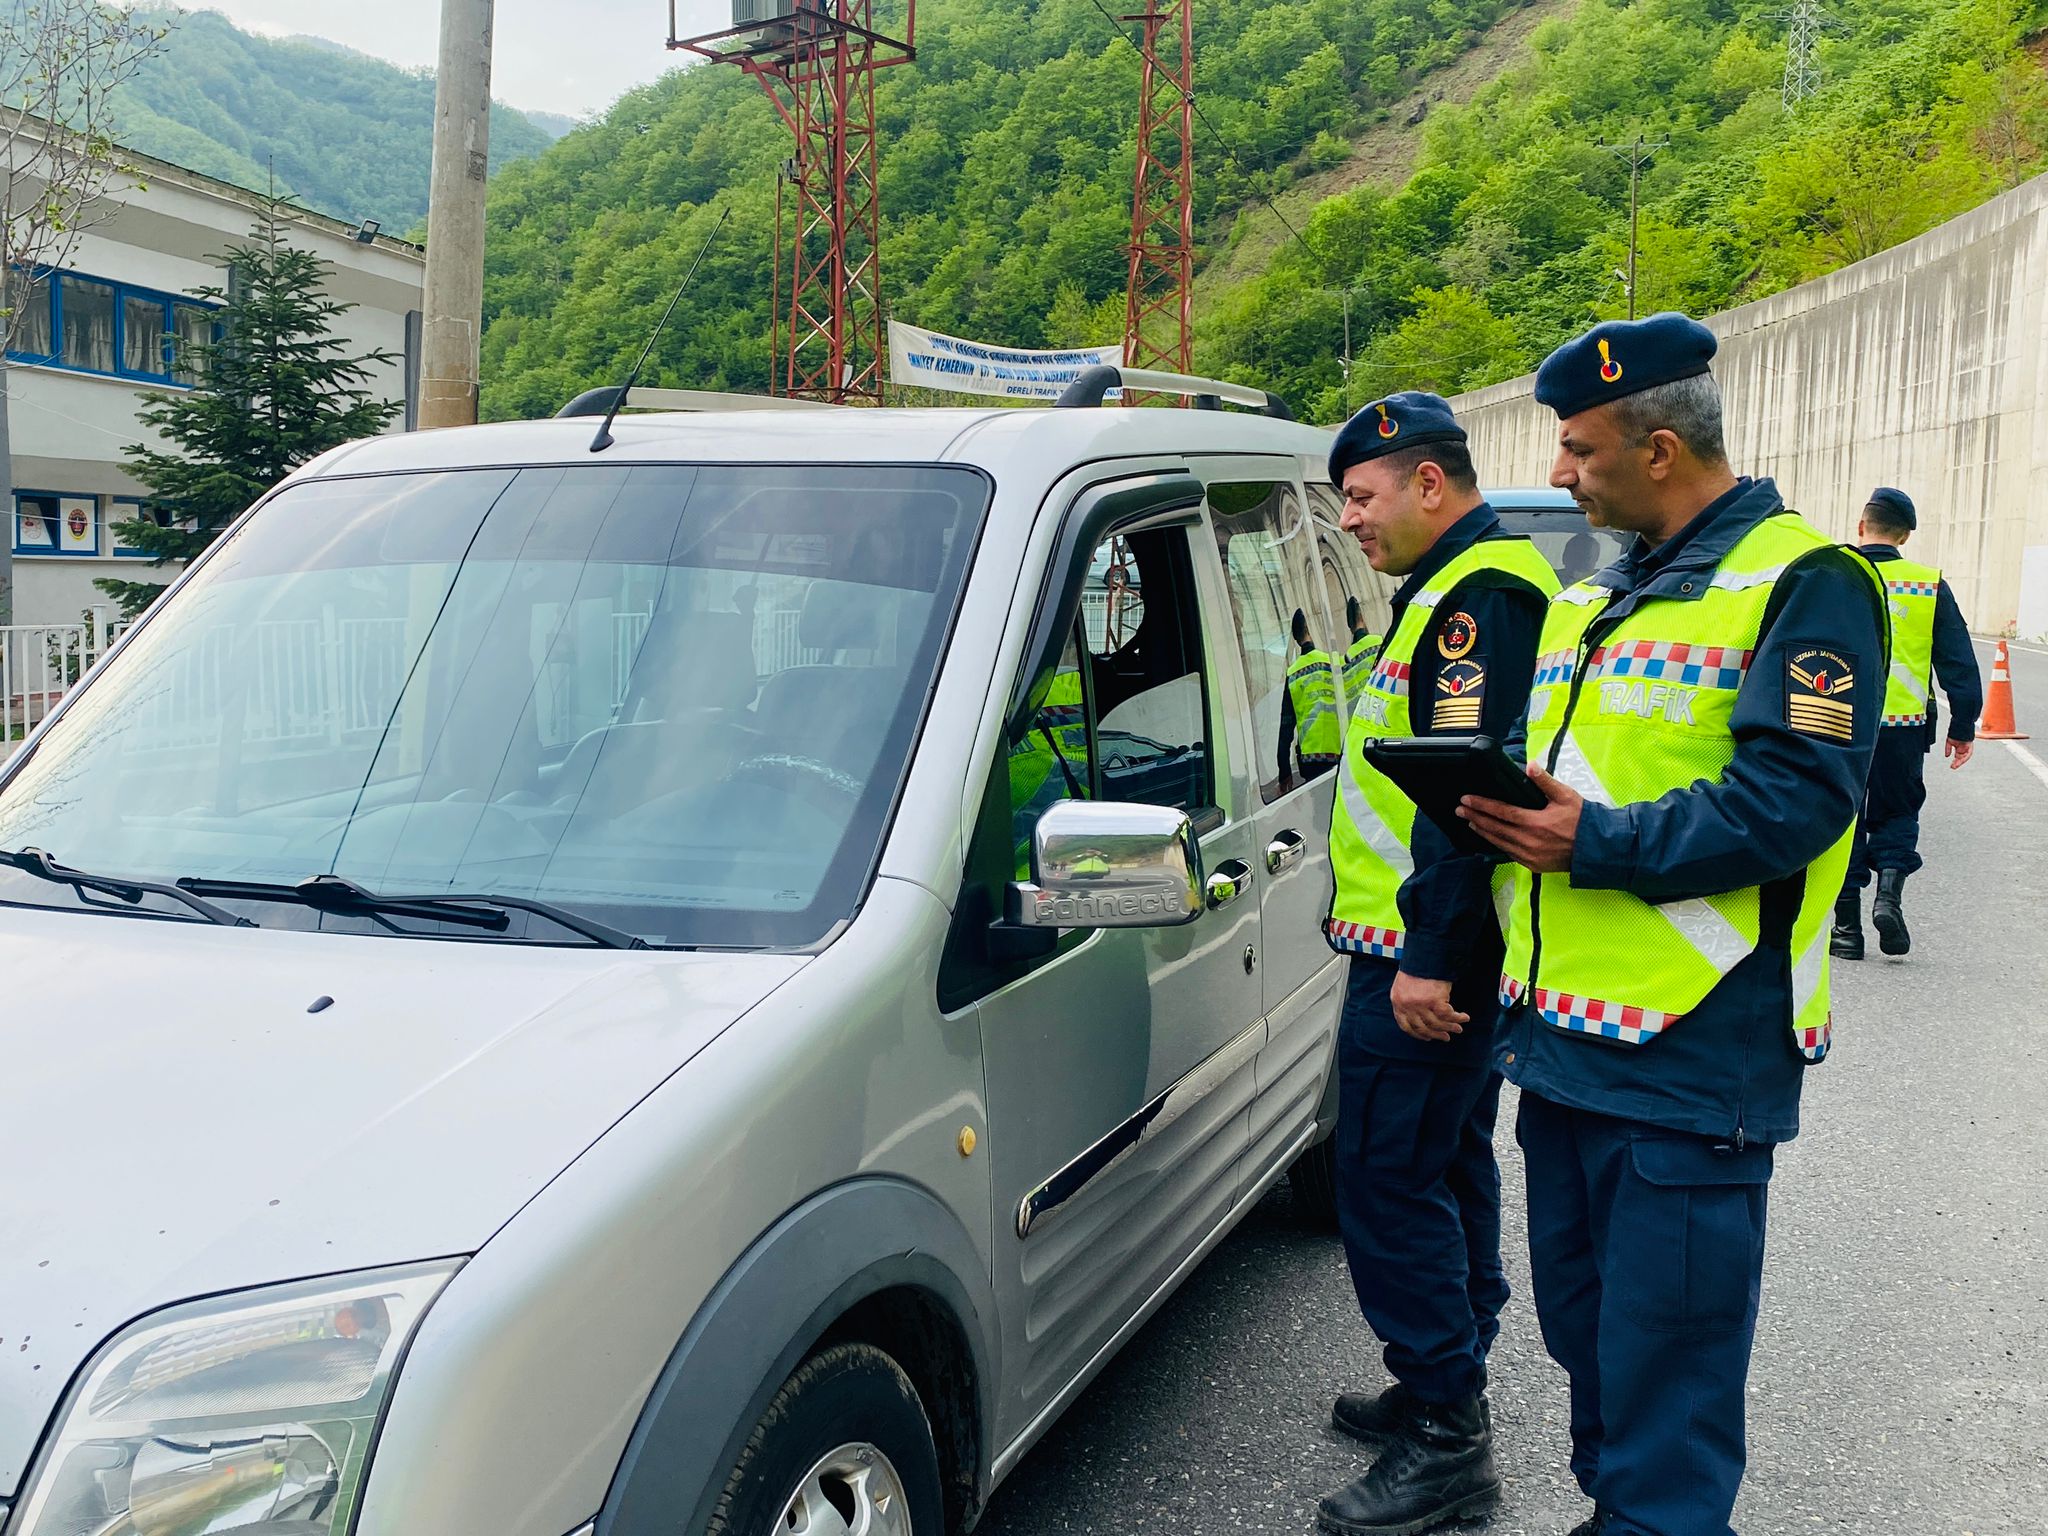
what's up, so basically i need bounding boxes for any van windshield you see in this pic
[0,463,988,948]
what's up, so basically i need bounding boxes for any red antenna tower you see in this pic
[671,1,915,403]
[1121,0,1194,385]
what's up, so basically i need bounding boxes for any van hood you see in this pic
[0,906,804,1497]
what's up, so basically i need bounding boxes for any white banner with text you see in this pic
[887,321,1121,400]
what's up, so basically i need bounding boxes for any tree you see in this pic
[95,200,400,617]
[0,0,167,619]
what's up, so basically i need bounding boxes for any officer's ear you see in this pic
[1642,427,1685,481]
[1414,458,1448,510]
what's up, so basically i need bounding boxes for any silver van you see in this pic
[0,371,1398,1536]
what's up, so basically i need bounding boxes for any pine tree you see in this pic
[96,199,401,617]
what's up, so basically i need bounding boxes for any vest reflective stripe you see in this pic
[1325,535,1559,957]
[1341,632,1381,702]
[1880,558,1939,726]
[1287,650,1342,758]
[1499,513,1881,1062]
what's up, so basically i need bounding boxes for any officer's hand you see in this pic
[1945,737,1974,769]
[1391,970,1468,1042]
[1457,764,1582,873]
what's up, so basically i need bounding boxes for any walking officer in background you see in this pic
[1281,608,1343,784]
[1315,393,1558,1536]
[1830,486,1982,960]
[1460,314,1886,1536]
[1342,594,1382,704]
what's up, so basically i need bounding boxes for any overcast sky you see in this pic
[192,1,735,117]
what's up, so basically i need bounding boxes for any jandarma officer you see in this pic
[1281,607,1343,785]
[1315,393,1558,1536]
[1460,315,1885,1536]
[1829,486,1982,960]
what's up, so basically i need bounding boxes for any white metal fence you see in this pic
[1,619,123,750]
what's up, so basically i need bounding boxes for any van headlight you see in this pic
[9,1260,458,1536]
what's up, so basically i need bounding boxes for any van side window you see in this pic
[942,520,1215,1009]
[1083,525,1212,815]
[1207,480,1322,802]
[1308,483,1393,641]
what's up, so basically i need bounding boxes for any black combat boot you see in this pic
[1333,1382,1423,1446]
[1873,868,1911,956]
[1316,1397,1498,1535]
[1829,889,1864,960]
[1336,1378,1489,1446]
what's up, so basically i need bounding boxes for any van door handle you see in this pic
[1265,829,1306,874]
[1206,859,1252,909]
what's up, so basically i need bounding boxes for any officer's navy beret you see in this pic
[1329,391,1467,486]
[1533,312,1717,419]
[1865,486,1916,529]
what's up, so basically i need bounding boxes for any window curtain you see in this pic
[123,296,165,375]
[6,271,52,357]
[60,276,115,371]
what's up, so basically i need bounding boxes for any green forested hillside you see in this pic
[114,9,556,229]
[477,0,1520,419]
[476,0,2048,423]
[1203,0,2048,419]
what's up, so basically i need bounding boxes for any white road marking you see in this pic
[2003,740,2048,791]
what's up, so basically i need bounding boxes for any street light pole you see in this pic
[419,0,496,428]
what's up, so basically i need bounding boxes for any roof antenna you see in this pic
[590,204,731,452]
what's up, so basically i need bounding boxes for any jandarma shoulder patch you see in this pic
[1787,648,1856,741]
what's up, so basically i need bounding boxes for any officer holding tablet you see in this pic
[1315,393,1558,1536]
[1459,314,1886,1536]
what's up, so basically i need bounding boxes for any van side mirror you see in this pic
[1006,800,1203,930]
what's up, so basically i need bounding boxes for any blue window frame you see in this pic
[112,498,184,558]
[5,267,219,386]
[14,490,100,557]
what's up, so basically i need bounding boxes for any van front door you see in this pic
[969,505,1262,1455]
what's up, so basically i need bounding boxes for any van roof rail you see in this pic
[554,385,844,418]
[1054,365,1294,420]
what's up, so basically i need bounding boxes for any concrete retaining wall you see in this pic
[1451,171,2048,639]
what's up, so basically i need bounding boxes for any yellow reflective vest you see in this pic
[1325,535,1559,958]
[1341,630,1380,703]
[1499,513,1883,1063]
[1879,556,1940,726]
[1287,648,1342,760]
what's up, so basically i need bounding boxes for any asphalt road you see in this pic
[978,686,2048,1536]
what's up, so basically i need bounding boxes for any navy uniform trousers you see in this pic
[1516,1091,1775,1536]
[1334,958,1508,1403]
[1846,724,1928,884]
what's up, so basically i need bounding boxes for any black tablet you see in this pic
[1359,734,1545,856]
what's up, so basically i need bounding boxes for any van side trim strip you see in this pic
[1014,1018,1265,1239]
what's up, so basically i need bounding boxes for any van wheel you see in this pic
[1288,1134,1341,1230]
[707,1342,944,1536]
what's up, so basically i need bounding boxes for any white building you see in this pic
[6,139,424,628]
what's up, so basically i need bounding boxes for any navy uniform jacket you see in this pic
[1857,542,1983,747]
[1354,503,1547,1065]
[1496,479,1884,1143]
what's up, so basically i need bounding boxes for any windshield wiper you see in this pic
[0,847,256,928]
[177,873,648,950]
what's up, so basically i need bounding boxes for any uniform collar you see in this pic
[1601,477,1783,594]
[1856,542,1903,563]
[1391,502,1500,609]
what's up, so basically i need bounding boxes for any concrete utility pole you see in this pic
[419,0,495,428]
[1598,134,1667,320]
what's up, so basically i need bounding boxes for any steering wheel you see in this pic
[723,753,864,815]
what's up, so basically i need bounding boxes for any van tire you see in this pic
[706,1341,945,1536]
[1288,1134,1341,1230]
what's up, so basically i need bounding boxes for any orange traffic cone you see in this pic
[1978,640,2029,740]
